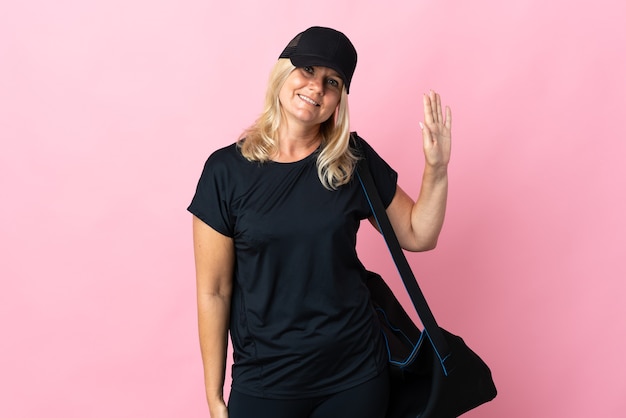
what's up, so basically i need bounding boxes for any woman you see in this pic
[188,26,451,418]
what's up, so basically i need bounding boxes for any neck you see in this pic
[273,125,322,162]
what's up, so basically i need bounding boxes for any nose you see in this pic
[308,75,324,95]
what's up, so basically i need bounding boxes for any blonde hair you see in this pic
[238,59,358,190]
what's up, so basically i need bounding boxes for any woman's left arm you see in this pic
[384,90,452,252]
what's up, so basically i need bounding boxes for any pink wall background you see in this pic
[2,0,625,416]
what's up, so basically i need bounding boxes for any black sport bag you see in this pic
[355,133,497,417]
[366,270,497,417]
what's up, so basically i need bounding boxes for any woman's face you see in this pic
[278,66,343,128]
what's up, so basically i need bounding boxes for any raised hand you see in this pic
[420,90,452,169]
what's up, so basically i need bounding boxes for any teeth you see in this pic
[298,94,319,106]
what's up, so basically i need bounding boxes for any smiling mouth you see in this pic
[298,94,320,107]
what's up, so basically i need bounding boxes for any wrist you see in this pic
[206,391,225,407]
[208,398,227,414]
[423,164,448,181]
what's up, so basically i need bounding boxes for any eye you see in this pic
[327,78,340,88]
[302,66,314,74]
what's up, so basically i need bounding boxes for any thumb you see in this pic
[420,122,432,149]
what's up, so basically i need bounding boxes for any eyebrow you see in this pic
[326,69,341,79]
[310,66,341,79]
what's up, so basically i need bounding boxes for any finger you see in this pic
[429,90,440,124]
[445,106,452,130]
[435,92,443,124]
[423,93,434,125]
[420,121,433,147]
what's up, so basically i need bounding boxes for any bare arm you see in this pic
[192,215,234,418]
[376,90,452,252]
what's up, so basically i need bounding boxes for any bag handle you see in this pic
[353,132,456,376]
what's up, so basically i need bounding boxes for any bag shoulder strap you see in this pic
[352,132,455,375]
